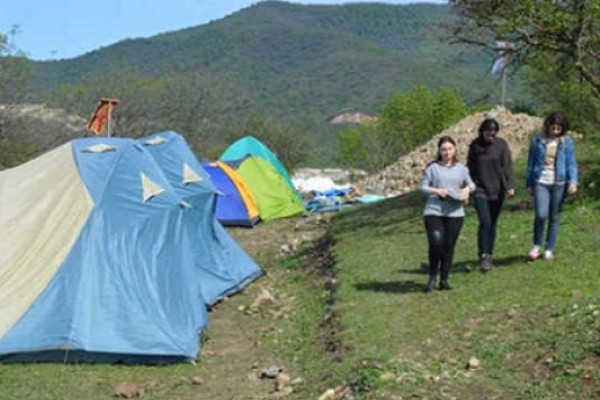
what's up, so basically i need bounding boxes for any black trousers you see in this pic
[424,215,464,281]
[474,196,504,257]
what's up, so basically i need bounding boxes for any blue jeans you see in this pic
[533,183,566,251]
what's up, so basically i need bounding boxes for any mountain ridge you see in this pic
[15,1,527,165]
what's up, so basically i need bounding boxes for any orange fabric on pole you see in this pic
[86,99,119,135]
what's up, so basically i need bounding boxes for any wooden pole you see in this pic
[501,67,507,107]
[107,101,113,137]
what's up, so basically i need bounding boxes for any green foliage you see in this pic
[524,53,600,134]
[0,56,33,104]
[0,26,32,104]
[453,1,600,99]
[44,68,253,155]
[347,366,382,395]
[337,122,394,172]
[25,2,520,165]
[0,26,35,167]
[0,141,37,169]
[337,86,468,171]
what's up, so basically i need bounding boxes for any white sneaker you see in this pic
[528,246,541,261]
[543,250,554,261]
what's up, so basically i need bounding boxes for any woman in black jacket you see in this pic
[467,118,515,271]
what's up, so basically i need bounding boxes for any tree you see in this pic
[450,1,600,98]
[337,122,398,172]
[337,86,468,172]
[0,26,31,104]
[0,26,36,168]
[524,52,600,132]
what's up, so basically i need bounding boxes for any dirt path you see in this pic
[189,214,331,400]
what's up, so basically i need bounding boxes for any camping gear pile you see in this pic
[293,174,385,213]
[0,132,263,363]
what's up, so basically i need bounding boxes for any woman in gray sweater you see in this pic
[420,136,475,292]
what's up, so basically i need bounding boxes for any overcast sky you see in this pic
[0,0,448,61]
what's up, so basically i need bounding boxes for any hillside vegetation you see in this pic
[16,1,530,165]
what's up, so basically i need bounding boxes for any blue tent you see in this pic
[0,135,260,363]
[201,161,260,227]
[139,131,262,297]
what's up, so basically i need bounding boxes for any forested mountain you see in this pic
[23,1,527,164]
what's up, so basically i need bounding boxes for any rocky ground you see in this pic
[185,214,333,400]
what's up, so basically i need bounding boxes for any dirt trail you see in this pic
[189,214,331,400]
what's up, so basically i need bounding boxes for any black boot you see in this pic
[424,277,436,293]
[479,254,493,272]
[440,263,452,290]
[439,280,453,290]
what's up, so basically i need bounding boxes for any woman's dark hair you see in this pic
[543,112,569,136]
[478,118,500,136]
[436,135,458,164]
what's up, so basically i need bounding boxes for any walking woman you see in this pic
[421,136,475,292]
[467,118,515,271]
[526,112,578,261]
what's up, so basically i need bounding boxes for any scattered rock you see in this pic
[260,365,283,379]
[466,356,480,370]
[191,376,204,385]
[290,377,304,386]
[273,372,292,396]
[280,243,294,254]
[201,348,218,357]
[114,381,139,398]
[317,384,352,400]
[275,372,290,389]
[380,371,396,381]
[251,288,276,310]
[318,388,336,400]
[272,386,293,398]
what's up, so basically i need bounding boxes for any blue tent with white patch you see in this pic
[0,135,260,363]
[139,131,262,299]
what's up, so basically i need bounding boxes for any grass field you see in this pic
[275,135,600,399]
[1,137,598,399]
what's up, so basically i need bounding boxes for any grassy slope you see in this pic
[0,138,597,400]
[319,137,600,398]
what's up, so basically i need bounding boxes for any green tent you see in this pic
[219,136,297,197]
[233,156,304,220]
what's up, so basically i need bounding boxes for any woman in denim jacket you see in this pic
[525,112,578,261]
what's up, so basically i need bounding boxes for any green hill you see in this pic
[22,1,528,164]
